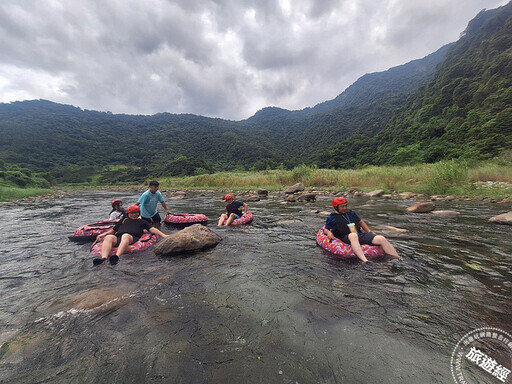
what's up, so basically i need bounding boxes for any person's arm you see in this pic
[323,227,336,241]
[149,227,168,238]
[96,228,114,240]
[161,201,171,215]
[242,203,248,214]
[360,220,371,233]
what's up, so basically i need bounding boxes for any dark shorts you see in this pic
[114,234,140,247]
[341,232,376,245]
[141,212,161,224]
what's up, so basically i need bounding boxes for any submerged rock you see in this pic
[489,212,512,225]
[431,210,460,216]
[153,224,222,256]
[284,183,305,194]
[296,193,316,202]
[407,202,436,213]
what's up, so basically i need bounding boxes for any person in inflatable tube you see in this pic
[93,205,168,265]
[109,199,126,221]
[323,197,400,263]
[218,194,248,226]
[135,180,171,228]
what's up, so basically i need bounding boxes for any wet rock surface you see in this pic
[153,224,222,255]
[489,212,512,225]
[406,202,436,213]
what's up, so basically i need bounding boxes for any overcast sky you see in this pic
[0,0,508,120]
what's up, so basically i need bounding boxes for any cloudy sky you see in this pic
[0,0,508,120]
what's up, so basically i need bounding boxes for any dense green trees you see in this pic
[0,3,510,184]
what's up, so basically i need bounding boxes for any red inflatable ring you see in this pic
[316,228,384,258]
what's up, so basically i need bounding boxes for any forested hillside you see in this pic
[319,2,512,168]
[0,3,510,186]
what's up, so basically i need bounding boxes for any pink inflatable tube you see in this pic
[220,212,254,225]
[69,220,118,241]
[91,232,159,256]
[164,213,208,227]
[316,228,384,258]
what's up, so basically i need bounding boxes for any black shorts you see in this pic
[114,234,140,247]
[141,212,161,224]
[341,232,376,245]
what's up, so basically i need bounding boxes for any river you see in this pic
[0,190,511,383]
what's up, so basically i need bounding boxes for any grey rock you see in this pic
[489,212,512,225]
[153,224,222,256]
[245,195,260,202]
[257,188,269,196]
[285,194,296,202]
[296,193,316,202]
[284,183,305,194]
[368,189,384,198]
[399,192,416,199]
[406,202,436,213]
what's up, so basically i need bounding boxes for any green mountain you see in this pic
[320,2,512,168]
[0,2,511,186]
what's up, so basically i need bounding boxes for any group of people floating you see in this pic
[93,181,400,265]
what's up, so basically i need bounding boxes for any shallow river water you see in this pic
[0,190,511,383]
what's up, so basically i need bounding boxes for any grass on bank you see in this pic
[159,160,512,199]
[0,187,53,202]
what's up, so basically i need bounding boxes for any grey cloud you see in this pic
[0,0,509,120]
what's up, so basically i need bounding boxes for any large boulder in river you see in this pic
[489,212,512,225]
[284,183,305,194]
[257,188,269,196]
[407,202,436,213]
[153,224,222,256]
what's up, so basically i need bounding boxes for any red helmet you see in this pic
[111,199,122,208]
[126,205,140,214]
[332,197,348,209]
[223,194,234,201]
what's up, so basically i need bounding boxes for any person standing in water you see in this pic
[136,180,171,227]
[323,197,400,263]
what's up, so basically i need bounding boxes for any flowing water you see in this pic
[0,190,511,383]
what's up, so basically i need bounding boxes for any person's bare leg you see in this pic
[101,235,117,259]
[116,234,133,257]
[218,213,228,226]
[372,235,400,258]
[225,213,238,226]
[348,233,368,262]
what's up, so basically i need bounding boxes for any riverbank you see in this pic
[160,160,512,200]
[0,187,54,202]
[4,160,512,202]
